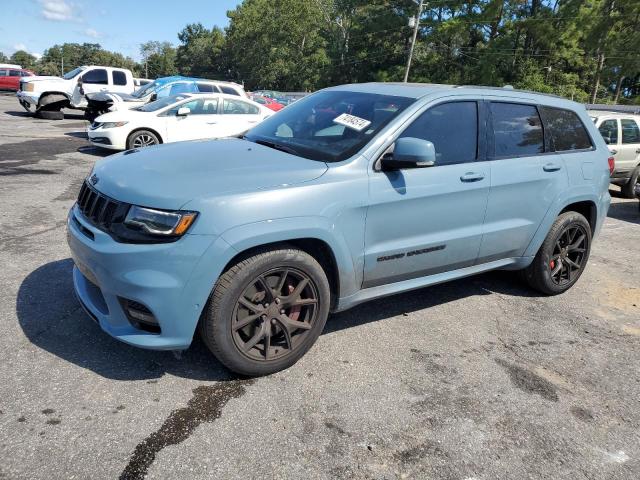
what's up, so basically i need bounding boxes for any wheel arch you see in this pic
[126,127,164,146]
[37,91,70,110]
[559,200,597,234]
[219,238,341,311]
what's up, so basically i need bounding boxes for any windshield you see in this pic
[244,90,414,162]
[132,80,161,98]
[136,95,189,112]
[62,66,86,80]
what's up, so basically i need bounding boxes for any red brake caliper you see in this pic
[550,259,555,270]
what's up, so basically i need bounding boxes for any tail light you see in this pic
[608,156,615,176]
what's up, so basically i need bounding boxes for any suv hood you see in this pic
[90,138,328,210]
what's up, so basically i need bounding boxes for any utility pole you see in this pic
[61,55,64,76]
[403,0,424,83]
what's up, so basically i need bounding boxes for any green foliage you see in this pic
[38,43,138,76]
[176,23,226,79]
[141,41,177,78]
[10,51,37,69]
[0,51,8,63]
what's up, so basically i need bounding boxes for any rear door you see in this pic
[477,100,568,262]
[111,70,130,93]
[219,98,262,137]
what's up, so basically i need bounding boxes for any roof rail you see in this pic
[454,85,565,99]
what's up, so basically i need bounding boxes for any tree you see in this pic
[176,23,226,78]
[0,51,7,63]
[225,0,329,90]
[10,50,37,69]
[140,41,177,78]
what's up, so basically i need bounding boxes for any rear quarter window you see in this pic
[220,86,241,96]
[540,107,593,151]
[621,119,640,144]
[112,70,127,86]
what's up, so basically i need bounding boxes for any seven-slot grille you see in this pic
[76,181,128,231]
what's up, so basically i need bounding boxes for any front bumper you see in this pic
[88,127,126,150]
[17,91,40,107]
[67,205,231,350]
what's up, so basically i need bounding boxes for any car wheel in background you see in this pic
[127,130,159,149]
[621,166,640,198]
[199,247,330,376]
[520,211,592,295]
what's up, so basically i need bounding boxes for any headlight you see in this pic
[23,83,34,92]
[101,121,128,129]
[124,206,197,237]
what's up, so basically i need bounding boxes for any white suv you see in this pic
[590,111,640,197]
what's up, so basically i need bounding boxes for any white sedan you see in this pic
[87,93,273,150]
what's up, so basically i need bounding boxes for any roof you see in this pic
[587,104,640,115]
[151,76,244,89]
[327,82,582,107]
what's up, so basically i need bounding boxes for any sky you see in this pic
[1,0,242,61]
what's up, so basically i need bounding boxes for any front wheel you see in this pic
[200,248,330,376]
[520,212,592,295]
[126,130,159,149]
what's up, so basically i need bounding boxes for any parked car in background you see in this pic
[85,76,247,120]
[17,65,135,119]
[0,67,34,91]
[590,111,640,197]
[68,83,610,376]
[252,89,295,106]
[87,93,271,150]
[134,78,152,87]
[250,94,284,111]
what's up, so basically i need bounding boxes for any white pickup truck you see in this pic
[17,65,135,119]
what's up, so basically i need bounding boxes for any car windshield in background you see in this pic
[62,66,86,80]
[132,80,160,98]
[136,95,188,112]
[244,90,414,162]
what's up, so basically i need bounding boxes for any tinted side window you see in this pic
[0,69,8,76]
[82,69,108,85]
[220,86,240,96]
[491,103,544,157]
[399,101,478,166]
[197,83,214,92]
[621,119,640,144]
[112,70,127,86]
[222,99,259,115]
[10,70,21,77]
[169,83,196,96]
[541,107,592,151]
[598,119,618,144]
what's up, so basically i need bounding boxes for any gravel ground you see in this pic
[0,93,639,480]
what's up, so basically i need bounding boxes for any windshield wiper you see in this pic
[249,138,300,156]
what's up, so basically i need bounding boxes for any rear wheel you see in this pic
[200,248,330,376]
[520,212,592,295]
[621,166,640,198]
[127,130,159,149]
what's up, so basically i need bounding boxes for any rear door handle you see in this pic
[460,172,485,182]
[543,163,562,172]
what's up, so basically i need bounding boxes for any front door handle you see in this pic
[460,172,485,182]
[206,121,217,124]
[610,149,618,155]
[636,148,640,154]
[543,163,562,172]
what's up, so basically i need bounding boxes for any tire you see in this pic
[199,247,330,376]
[621,166,640,198]
[35,109,64,120]
[520,211,592,295]
[127,130,160,149]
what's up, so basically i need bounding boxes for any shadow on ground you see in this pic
[3,109,86,120]
[607,198,640,225]
[17,258,539,380]
[16,259,238,382]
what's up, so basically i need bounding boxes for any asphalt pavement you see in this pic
[0,93,638,480]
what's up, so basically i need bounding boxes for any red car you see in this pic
[0,67,35,91]
[250,94,284,112]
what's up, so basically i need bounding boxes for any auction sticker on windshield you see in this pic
[333,113,371,132]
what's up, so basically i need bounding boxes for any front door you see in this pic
[364,100,491,288]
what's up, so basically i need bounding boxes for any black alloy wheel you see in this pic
[232,268,319,361]
[548,224,588,286]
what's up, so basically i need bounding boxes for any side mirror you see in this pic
[603,136,612,145]
[150,93,157,102]
[381,137,436,171]
[177,107,191,116]
[77,76,83,84]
